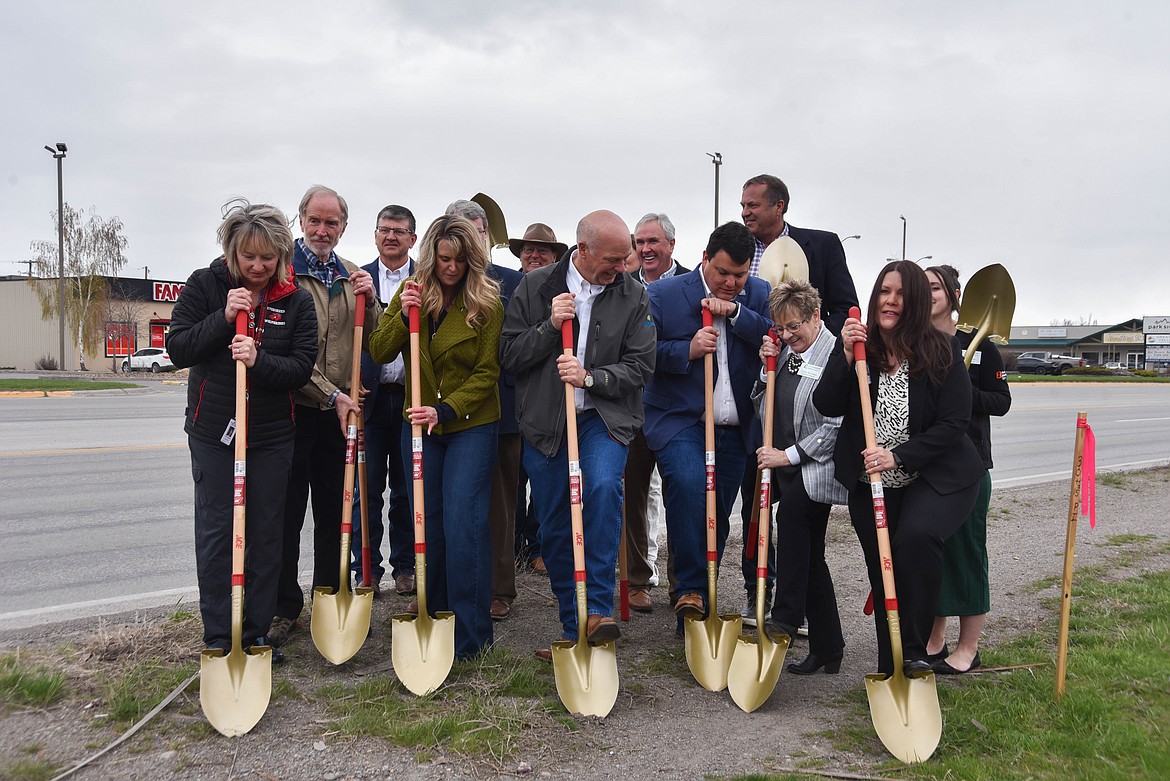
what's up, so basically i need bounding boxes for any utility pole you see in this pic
[707,152,722,228]
[900,214,907,260]
[45,142,68,370]
[141,266,150,279]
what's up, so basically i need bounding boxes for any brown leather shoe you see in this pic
[491,598,512,620]
[403,599,419,617]
[628,588,652,613]
[395,573,416,595]
[534,647,553,662]
[585,614,621,644]
[673,592,704,618]
[530,556,547,575]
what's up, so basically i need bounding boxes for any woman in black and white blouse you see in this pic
[813,260,984,676]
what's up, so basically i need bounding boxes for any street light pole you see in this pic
[45,142,68,370]
[707,152,722,228]
[842,234,861,242]
[900,215,907,260]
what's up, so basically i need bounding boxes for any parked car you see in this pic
[1015,351,1085,375]
[122,347,176,373]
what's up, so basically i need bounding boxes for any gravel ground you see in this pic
[3,467,1168,781]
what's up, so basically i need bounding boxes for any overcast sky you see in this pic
[4,1,1167,327]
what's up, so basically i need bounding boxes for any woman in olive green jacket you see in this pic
[368,215,502,658]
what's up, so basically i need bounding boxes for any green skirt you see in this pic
[936,470,991,616]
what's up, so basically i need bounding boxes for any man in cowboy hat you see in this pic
[510,223,568,274]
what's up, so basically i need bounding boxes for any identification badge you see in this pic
[797,361,823,380]
[221,418,236,446]
[962,349,982,365]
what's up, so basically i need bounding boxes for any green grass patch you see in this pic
[628,645,691,680]
[1097,472,1135,490]
[0,654,66,706]
[824,567,1170,780]
[103,660,197,726]
[1104,533,1155,546]
[319,647,556,759]
[0,757,59,781]
[0,379,138,391]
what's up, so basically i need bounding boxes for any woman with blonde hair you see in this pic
[168,199,318,660]
[368,215,503,658]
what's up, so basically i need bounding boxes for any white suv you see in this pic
[122,347,176,373]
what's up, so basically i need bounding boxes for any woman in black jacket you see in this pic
[168,200,317,655]
[924,264,1011,674]
[813,260,983,675]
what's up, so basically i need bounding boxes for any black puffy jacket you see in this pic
[168,258,318,447]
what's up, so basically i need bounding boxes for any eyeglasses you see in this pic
[375,227,413,238]
[778,319,809,335]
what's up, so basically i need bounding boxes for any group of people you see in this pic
[170,174,1009,680]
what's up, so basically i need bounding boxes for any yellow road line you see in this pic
[0,444,184,457]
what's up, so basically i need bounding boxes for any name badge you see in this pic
[962,349,982,365]
[221,418,237,446]
[797,361,823,380]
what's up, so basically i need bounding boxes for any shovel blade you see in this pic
[956,263,1016,345]
[199,645,272,737]
[391,611,455,696]
[757,236,810,286]
[552,638,619,717]
[310,585,374,665]
[864,669,942,764]
[683,613,742,692]
[727,633,789,713]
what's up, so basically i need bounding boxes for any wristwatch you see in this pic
[583,371,594,389]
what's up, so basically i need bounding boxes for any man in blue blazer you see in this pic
[353,205,417,596]
[643,222,772,623]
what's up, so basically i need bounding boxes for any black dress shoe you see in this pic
[787,652,843,675]
[763,620,797,644]
[933,651,981,675]
[925,643,950,663]
[903,658,932,676]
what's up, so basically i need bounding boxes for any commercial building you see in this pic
[1007,316,1169,370]
[0,275,184,371]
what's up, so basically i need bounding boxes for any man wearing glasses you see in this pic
[642,222,772,633]
[353,205,418,597]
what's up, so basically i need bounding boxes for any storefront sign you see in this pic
[1144,316,1170,334]
[152,282,185,303]
[1104,332,1144,344]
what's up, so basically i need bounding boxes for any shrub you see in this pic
[1065,366,1113,376]
[33,355,58,371]
[1132,369,1158,377]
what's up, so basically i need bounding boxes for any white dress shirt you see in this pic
[699,272,740,426]
[567,250,605,412]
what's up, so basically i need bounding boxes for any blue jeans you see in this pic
[400,421,498,659]
[523,410,627,640]
[655,423,748,606]
[351,384,413,582]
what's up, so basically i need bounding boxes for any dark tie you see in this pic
[786,354,803,374]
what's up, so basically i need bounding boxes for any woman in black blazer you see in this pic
[813,260,983,675]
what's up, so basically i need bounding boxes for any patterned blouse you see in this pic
[868,361,918,488]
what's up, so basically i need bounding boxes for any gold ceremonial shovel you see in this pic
[684,309,742,692]
[850,306,941,764]
[392,302,456,696]
[200,310,272,737]
[551,320,619,717]
[956,263,1016,369]
[728,329,789,712]
[311,294,374,665]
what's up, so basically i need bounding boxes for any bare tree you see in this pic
[1049,316,1099,326]
[27,204,129,371]
[104,295,146,372]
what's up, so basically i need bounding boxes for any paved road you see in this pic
[1,381,1167,629]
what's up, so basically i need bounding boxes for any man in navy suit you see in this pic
[643,222,772,623]
[737,174,860,622]
[353,204,417,596]
[445,200,525,620]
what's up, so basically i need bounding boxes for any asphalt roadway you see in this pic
[1,380,1167,630]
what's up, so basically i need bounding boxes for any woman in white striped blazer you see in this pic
[754,280,849,674]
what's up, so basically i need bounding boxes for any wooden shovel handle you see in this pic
[849,306,899,612]
[702,308,717,562]
[231,310,248,586]
[754,329,779,575]
[561,321,587,577]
